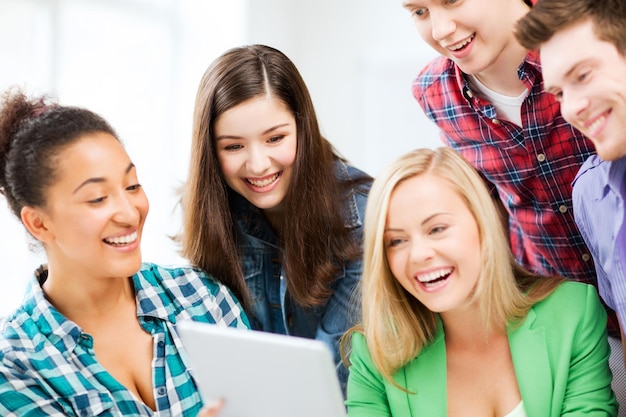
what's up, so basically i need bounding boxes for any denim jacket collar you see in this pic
[233,159,366,243]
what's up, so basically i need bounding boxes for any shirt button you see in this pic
[558,205,568,213]
[537,153,546,162]
[462,86,474,100]
[158,340,165,348]
[157,387,166,396]
[491,119,500,124]
[582,253,591,262]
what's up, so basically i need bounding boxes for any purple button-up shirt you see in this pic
[573,155,626,328]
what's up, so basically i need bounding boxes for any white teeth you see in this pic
[104,231,137,245]
[417,268,453,283]
[247,173,279,187]
[449,35,474,51]
[587,115,606,135]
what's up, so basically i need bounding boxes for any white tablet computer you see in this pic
[177,320,347,417]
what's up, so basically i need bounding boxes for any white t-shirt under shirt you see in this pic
[467,73,529,127]
[504,401,527,417]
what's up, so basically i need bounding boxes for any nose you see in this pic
[112,192,142,225]
[246,144,271,175]
[408,239,435,265]
[430,9,456,42]
[559,89,590,125]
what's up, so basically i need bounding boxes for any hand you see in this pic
[197,399,225,417]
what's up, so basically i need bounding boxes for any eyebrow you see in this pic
[72,162,136,194]
[215,122,292,141]
[384,212,450,232]
[545,62,582,93]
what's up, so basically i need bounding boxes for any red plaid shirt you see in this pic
[413,52,619,334]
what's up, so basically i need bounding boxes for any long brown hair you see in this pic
[182,44,370,311]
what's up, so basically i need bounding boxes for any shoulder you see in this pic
[532,281,603,324]
[346,332,378,373]
[136,262,228,295]
[571,155,613,227]
[415,56,456,86]
[135,262,249,327]
[351,331,368,353]
[412,56,457,99]
[572,155,608,189]
[0,308,60,378]
[0,309,33,353]
[334,160,372,228]
[0,279,54,355]
[335,160,372,192]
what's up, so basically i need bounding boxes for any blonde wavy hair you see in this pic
[345,147,563,384]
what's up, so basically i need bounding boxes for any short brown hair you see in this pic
[515,0,626,55]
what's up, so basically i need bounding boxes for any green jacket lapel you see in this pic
[508,307,552,417]
[399,318,448,416]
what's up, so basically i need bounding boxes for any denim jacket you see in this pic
[233,160,371,392]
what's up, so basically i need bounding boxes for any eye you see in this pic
[223,143,243,151]
[126,184,142,192]
[413,7,427,17]
[404,2,428,17]
[576,71,590,83]
[429,225,448,235]
[267,135,284,144]
[87,196,107,204]
[386,237,406,248]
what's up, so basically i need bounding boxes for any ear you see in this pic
[20,206,55,243]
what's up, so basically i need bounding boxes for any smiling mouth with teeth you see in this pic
[417,268,453,288]
[449,35,475,51]
[103,231,137,246]
[245,172,280,187]
[585,114,607,136]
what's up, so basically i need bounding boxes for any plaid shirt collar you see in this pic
[19,264,176,357]
[453,50,542,106]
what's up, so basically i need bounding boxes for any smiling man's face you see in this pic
[541,18,626,161]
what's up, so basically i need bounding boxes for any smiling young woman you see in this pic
[0,89,249,416]
[180,44,373,393]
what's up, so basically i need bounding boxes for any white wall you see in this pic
[0,0,246,316]
[0,0,441,316]
[243,0,440,177]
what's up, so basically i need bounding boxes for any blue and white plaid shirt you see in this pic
[0,262,250,416]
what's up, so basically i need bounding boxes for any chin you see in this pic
[119,257,143,278]
[598,145,626,161]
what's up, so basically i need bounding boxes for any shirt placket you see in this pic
[267,257,287,334]
[145,318,171,416]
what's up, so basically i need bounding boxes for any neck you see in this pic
[473,47,528,97]
[472,2,531,97]
[263,204,285,236]
[42,264,136,325]
[441,304,506,348]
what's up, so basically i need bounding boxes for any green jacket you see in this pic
[346,281,617,416]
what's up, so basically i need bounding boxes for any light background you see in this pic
[0,0,439,316]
